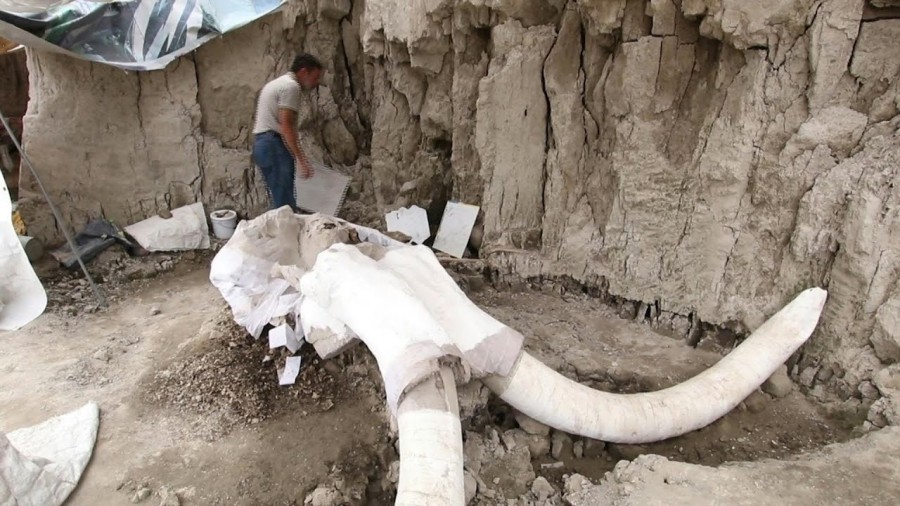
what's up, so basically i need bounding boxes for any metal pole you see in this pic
[0,108,108,308]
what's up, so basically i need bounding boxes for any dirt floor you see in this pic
[2,253,390,505]
[0,249,859,505]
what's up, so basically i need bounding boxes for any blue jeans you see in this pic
[252,131,297,211]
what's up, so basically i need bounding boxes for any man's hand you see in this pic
[297,156,315,179]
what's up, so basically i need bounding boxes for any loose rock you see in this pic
[799,367,819,388]
[859,381,880,400]
[762,365,794,398]
[304,486,342,506]
[564,474,592,496]
[573,440,584,459]
[551,431,573,461]
[867,399,889,428]
[502,429,551,459]
[583,438,606,459]
[870,296,900,363]
[387,461,400,484]
[131,487,152,503]
[92,348,111,363]
[744,390,770,414]
[157,487,180,506]
[531,476,556,501]
[464,470,477,504]
[514,411,551,436]
[478,445,534,498]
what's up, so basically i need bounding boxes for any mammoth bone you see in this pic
[210,209,828,506]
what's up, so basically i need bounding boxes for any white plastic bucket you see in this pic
[209,209,238,240]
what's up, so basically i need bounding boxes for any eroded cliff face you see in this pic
[17,0,900,399]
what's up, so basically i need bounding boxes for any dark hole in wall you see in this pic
[0,49,29,202]
[423,175,453,247]
[419,138,455,249]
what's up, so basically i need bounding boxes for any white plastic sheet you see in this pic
[125,202,210,252]
[0,182,46,331]
[0,401,100,506]
[209,209,305,339]
[0,0,284,71]
[209,209,402,340]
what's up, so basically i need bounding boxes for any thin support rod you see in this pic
[0,108,107,308]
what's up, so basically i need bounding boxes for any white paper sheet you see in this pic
[0,182,47,330]
[432,202,479,258]
[278,356,303,386]
[268,323,302,353]
[296,163,350,216]
[385,205,430,244]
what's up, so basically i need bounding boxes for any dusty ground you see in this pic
[1,252,390,505]
[0,250,861,505]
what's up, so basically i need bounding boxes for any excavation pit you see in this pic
[121,263,859,504]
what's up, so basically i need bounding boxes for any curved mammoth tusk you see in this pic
[482,288,828,444]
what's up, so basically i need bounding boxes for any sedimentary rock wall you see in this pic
[17,0,900,399]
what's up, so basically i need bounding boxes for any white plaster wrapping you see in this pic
[483,288,829,443]
[298,296,360,359]
[300,243,457,410]
[379,245,523,376]
[396,409,465,506]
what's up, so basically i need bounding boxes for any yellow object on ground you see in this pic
[12,210,25,235]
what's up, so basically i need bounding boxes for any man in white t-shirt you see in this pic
[252,53,323,211]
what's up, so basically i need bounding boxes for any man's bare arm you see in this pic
[278,108,302,158]
[278,108,314,178]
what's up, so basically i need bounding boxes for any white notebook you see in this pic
[295,162,351,217]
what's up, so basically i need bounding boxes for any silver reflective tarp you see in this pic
[0,0,283,70]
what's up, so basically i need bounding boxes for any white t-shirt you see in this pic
[252,73,301,134]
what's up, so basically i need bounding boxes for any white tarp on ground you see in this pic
[0,181,46,331]
[0,401,100,506]
[125,202,210,252]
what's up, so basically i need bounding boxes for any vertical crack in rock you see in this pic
[192,55,206,201]
[540,33,557,248]
[135,72,145,136]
